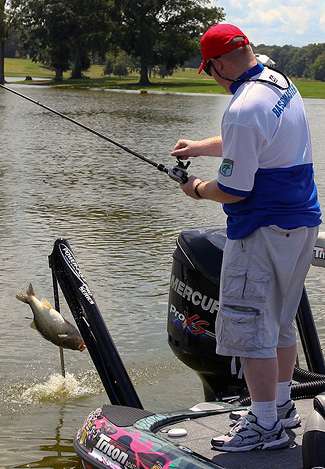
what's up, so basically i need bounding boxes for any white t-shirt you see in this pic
[217,65,321,239]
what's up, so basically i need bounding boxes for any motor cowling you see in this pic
[168,227,246,400]
[302,393,325,469]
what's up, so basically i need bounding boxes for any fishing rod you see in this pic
[0,84,190,184]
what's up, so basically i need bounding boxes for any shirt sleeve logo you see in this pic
[219,159,234,177]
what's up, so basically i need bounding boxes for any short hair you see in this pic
[221,41,255,63]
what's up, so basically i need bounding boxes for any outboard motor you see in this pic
[168,227,246,400]
[303,394,325,469]
[302,233,325,469]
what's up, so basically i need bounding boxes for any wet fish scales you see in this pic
[16,283,86,352]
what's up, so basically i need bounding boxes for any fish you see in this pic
[16,283,86,352]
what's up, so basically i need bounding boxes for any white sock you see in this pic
[251,400,277,429]
[277,381,292,406]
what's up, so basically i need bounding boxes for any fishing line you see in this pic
[0,84,190,183]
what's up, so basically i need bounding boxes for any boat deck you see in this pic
[158,399,313,469]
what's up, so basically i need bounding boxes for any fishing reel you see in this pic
[167,158,190,184]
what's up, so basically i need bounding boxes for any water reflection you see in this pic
[16,406,81,469]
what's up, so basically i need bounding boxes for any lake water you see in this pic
[0,84,325,467]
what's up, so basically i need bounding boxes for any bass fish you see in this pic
[16,283,86,351]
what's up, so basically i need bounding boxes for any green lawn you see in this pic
[4,57,325,98]
[5,58,54,77]
[293,78,325,99]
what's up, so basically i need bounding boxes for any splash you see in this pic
[21,372,95,403]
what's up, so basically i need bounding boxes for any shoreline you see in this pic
[5,79,325,100]
[90,87,226,98]
[4,72,325,100]
[4,59,325,99]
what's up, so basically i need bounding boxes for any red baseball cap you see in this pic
[198,23,250,73]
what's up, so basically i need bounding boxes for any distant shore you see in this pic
[4,58,325,99]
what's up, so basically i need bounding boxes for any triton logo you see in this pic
[314,246,325,260]
[95,434,128,465]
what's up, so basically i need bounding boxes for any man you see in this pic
[171,23,321,452]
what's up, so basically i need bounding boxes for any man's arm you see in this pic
[181,176,245,203]
[171,136,223,159]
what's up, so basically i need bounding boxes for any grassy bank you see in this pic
[4,57,325,99]
[5,58,54,78]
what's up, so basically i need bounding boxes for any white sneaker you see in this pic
[212,413,289,452]
[229,400,301,429]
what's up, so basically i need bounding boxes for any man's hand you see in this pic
[180,175,203,199]
[171,136,223,159]
[171,139,202,160]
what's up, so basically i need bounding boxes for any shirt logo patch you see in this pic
[219,159,234,177]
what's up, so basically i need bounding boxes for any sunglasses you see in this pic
[204,56,220,76]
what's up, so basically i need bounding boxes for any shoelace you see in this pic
[230,416,252,435]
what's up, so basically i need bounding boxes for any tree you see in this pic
[4,28,22,57]
[0,0,8,84]
[104,56,114,75]
[253,42,325,79]
[104,49,131,76]
[10,0,114,81]
[311,52,325,81]
[287,48,308,77]
[114,0,224,85]
[302,44,325,78]
[11,0,72,81]
[67,0,114,79]
[113,62,128,77]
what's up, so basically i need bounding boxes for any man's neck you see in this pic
[232,59,258,80]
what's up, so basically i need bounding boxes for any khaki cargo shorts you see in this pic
[216,225,318,359]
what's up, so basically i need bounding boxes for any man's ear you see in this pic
[213,58,223,73]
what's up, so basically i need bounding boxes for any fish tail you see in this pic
[27,283,35,296]
[16,283,35,304]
